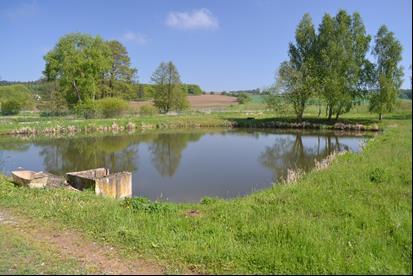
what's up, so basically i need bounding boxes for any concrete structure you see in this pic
[66,168,132,199]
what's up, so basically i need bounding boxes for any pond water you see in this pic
[0,128,369,202]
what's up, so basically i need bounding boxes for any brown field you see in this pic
[129,95,238,110]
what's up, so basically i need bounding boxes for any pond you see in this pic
[0,128,370,202]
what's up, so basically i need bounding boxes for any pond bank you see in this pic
[1,114,381,136]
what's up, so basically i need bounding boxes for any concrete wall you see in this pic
[66,168,109,191]
[95,172,132,199]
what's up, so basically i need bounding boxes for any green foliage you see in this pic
[99,40,137,99]
[237,93,251,104]
[182,84,203,95]
[276,13,317,121]
[1,100,22,115]
[264,93,288,114]
[316,10,372,120]
[139,104,158,116]
[44,33,112,105]
[151,62,188,113]
[41,87,69,117]
[96,97,128,118]
[369,25,404,120]
[74,100,98,119]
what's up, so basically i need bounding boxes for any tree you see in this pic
[317,10,372,120]
[151,62,188,113]
[186,84,203,95]
[43,33,112,106]
[276,13,317,121]
[103,40,137,98]
[369,25,403,120]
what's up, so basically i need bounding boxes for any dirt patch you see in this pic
[129,95,238,110]
[185,210,202,218]
[187,95,238,107]
[0,209,165,275]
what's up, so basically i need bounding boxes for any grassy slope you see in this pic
[0,116,411,274]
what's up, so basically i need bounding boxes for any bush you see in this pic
[1,100,22,115]
[139,104,158,116]
[74,100,98,119]
[96,97,128,118]
[237,93,251,104]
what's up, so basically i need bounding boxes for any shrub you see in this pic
[1,100,22,115]
[96,97,128,118]
[74,100,98,119]
[237,93,251,104]
[139,104,158,116]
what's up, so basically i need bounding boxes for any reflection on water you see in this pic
[0,129,370,202]
[259,134,351,181]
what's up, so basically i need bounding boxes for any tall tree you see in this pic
[369,25,403,120]
[276,13,317,121]
[151,62,188,113]
[317,10,372,120]
[103,40,137,98]
[43,33,112,105]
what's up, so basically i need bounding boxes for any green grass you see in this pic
[0,115,411,274]
[0,225,88,274]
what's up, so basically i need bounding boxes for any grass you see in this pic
[0,225,88,274]
[0,113,411,274]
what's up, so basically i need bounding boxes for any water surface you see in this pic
[0,128,369,202]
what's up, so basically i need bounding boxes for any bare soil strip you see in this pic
[0,209,165,275]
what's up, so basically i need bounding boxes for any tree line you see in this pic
[270,10,404,121]
[43,33,200,114]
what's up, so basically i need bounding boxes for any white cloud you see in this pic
[165,8,219,30]
[121,31,148,45]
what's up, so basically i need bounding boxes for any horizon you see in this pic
[0,0,411,91]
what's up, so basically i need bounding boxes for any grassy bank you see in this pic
[0,117,411,274]
[0,112,388,135]
[2,100,411,135]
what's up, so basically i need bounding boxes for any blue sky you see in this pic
[0,0,411,91]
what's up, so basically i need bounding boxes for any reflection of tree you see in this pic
[37,136,139,175]
[0,139,31,151]
[260,133,350,181]
[149,133,202,177]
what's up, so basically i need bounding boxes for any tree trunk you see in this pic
[327,106,333,121]
[335,112,340,121]
[379,113,382,120]
[72,81,81,102]
[297,113,303,122]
